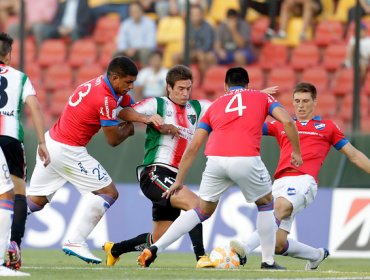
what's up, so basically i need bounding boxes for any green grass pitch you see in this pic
[16,249,370,279]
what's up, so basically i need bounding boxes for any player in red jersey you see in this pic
[25,56,162,264]
[137,67,302,269]
[230,82,370,270]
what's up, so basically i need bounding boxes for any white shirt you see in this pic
[136,67,168,98]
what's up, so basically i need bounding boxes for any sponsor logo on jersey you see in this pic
[287,187,296,196]
[105,97,110,118]
[314,123,326,130]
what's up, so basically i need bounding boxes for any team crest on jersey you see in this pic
[166,110,173,117]
[0,66,8,74]
[187,114,196,125]
[314,123,326,130]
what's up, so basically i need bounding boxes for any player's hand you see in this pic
[38,143,50,167]
[261,86,279,95]
[291,151,303,167]
[119,121,135,136]
[158,124,179,137]
[146,114,163,127]
[162,181,183,199]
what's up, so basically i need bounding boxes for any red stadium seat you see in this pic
[338,94,368,122]
[49,88,72,118]
[363,71,370,96]
[322,43,347,72]
[98,41,116,68]
[251,16,269,45]
[330,67,354,97]
[314,20,344,47]
[75,63,103,87]
[67,39,98,68]
[93,15,120,45]
[290,43,320,71]
[259,43,289,71]
[202,65,228,100]
[44,64,73,92]
[315,93,336,118]
[10,38,36,68]
[300,66,329,92]
[25,63,42,89]
[245,66,264,90]
[266,67,296,94]
[38,39,67,68]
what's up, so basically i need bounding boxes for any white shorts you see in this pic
[28,132,112,197]
[0,147,13,195]
[199,156,272,203]
[272,174,317,232]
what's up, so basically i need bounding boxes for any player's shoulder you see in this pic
[0,64,26,78]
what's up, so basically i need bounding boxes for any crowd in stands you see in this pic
[2,0,370,132]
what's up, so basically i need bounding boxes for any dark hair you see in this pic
[166,65,193,88]
[225,67,249,87]
[227,8,239,17]
[293,82,317,100]
[107,56,138,78]
[0,32,13,58]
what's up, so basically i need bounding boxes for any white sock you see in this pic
[153,209,201,254]
[0,202,13,265]
[257,210,277,265]
[244,230,260,254]
[285,238,321,261]
[64,193,114,244]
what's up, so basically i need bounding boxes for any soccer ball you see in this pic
[209,245,240,269]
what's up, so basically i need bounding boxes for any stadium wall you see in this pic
[24,184,370,258]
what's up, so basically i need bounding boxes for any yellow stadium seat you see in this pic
[163,41,183,68]
[318,0,335,20]
[272,17,313,47]
[157,16,185,45]
[208,0,239,24]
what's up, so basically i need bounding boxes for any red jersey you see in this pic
[199,87,281,156]
[50,75,133,146]
[264,116,349,182]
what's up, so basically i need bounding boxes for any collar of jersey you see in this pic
[229,86,245,91]
[293,116,321,121]
[103,75,119,101]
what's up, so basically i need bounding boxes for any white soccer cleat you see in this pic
[62,241,102,264]
[229,240,247,266]
[0,265,30,276]
[305,248,330,270]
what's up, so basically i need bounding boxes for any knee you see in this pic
[275,240,287,255]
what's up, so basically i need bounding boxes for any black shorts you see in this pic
[0,136,26,180]
[139,165,181,222]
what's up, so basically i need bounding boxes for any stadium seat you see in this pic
[362,71,370,96]
[251,16,270,45]
[276,92,294,115]
[318,0,335,20]
[44,64,73,92]
[245,66,264,90]
[98,41,116,68]
[67,39,98,68]
[157,16,184,45]
[48,88,71,118]
[330,67,354,97]
[322,43,347,72]
[314,20,344,47]
[202,65,228,100]
[300,66,329,92]
[208,0,239,24]
[315,93,336,118]
[290,43,320,71]
[258,43,289,71]
[93,15,120,45]
[266,67,296,94]
[25,63,42,89]
[74,63,103,87]
[361,116,370,132]
[10,38,36,68]
[272,17,313,47]
[338,94,368,122]
[38,39,67,68]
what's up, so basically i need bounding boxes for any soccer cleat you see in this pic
[6,241,22,270]
[0,265,30,276]
[229,240,247,266]
[62,241,102,264]
[261,262,286,270]
[305,248,330,270]
[137,246,157,267]
[102,241,120,266]
[195,255,215,268]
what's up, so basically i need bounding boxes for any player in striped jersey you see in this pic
[103,65,210,267]
[0,33,50,271]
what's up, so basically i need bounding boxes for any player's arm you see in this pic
[271,106,302,167]
[118,106,163,127]
[340,142,370,173]
[163,128,208,199]
[102,122,135,147]
[25,95,50,166]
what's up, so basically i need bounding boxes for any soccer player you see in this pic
[137,67,303,269]
[0,148,30,276]
[230,82,370,270]
[25,56,162,264]
[103,65,209,267]
[0,32,50,270]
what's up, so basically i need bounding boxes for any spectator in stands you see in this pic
[345,0,370,37]
[343,21,370,81]
[211,8,254,66]
[239,0,283,39]
[134,50,168,100]
[277,0,322,41]
[0,0,19,32]
[41,0,95,42]
[155,0,209,19]
[89,0,132,21]
[116,1,157,66]
[7,0,58,47]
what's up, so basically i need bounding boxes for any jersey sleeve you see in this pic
[266,94,282,115]
[199,99,212,119]
[22,75,36,103]
[100,96,119,127]
[263,120,279,136]
[330,120,349,150]
[198,106,212,133]
[119,94,134,107]
[132,97,157,115]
